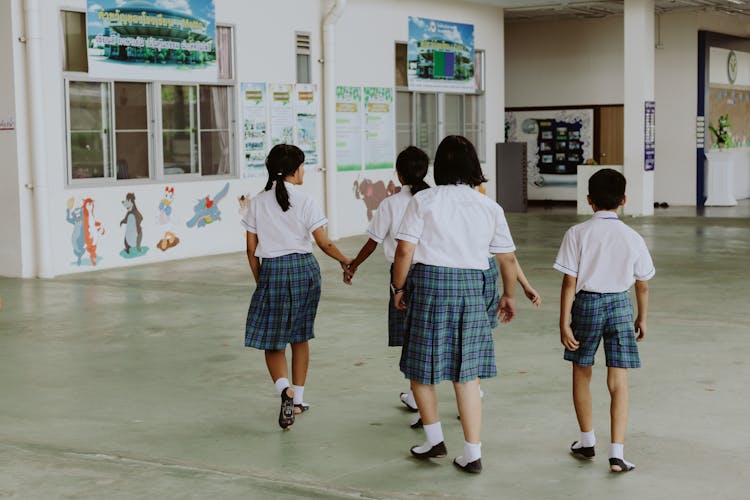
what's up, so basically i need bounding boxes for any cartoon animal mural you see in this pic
[186,182,230,228]
[66,197,105,266]
[155,186,180,251]
[120,192,148,258]
[353,179,401,221]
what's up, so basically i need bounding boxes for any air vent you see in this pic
[296,32,311,55]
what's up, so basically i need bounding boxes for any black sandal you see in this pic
[294,403,310,413]
[609,457,635,473]
[278,388,295,429]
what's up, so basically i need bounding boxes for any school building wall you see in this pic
[505,10,750,207]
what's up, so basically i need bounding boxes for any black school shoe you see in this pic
[570,441,595,459]
[453,457,482,474]
[609,457,635,473]
[278,388,295,429]
[410,441,447,459]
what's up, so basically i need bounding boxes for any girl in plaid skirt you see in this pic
[391,135,520,473]
[241,144,351,430]
[345,146,430,414]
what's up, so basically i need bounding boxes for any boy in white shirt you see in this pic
[554,168,655,472]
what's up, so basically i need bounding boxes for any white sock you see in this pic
[292,385,304,405]
[478,385,484,399]
[609,443,635,467]
[274,377,290,396]
[578,430,595,448]
[455,441,481,466]
[401,390,417,408]
[412,422,443,453]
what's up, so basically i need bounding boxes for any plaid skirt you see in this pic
[245,253,321,350]
[388,264,407,346]
[400,264,496,384]
[483,257,500,329]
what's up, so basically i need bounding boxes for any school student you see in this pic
[241,144,351,430]
[345,146,430,413]
[391,135,519,473]
[554,168,654,472]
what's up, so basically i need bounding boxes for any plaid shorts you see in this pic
[388,264,407,347]
[400,264,496,384]
[245,253,321,350]
[564,291,640,368]
[483,257,500,329]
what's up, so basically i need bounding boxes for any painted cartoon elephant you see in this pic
[353,179,400,221]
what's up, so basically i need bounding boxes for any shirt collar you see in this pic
[283,181,296,190]
[401,185,411,194]
[593,210,619,220]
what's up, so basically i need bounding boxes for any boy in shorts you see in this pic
[554,168,655,473]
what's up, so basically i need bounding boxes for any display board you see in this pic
[335,86,364,172]
[241,83,267,178]
[363,87,395,170]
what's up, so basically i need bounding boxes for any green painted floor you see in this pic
[1,211,749,499]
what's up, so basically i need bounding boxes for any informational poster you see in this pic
[363,87,395,170]
[408,16,475,94]
[86,0,217,82]
[295,84,319,168]
[336,86,363,172]
[644,101,655,171]
[241,82,268,178]
[269,84,294,146]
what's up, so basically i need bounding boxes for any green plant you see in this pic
[709,114,734,147]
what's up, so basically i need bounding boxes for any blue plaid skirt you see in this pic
[483,257,500,329]
[388,264,407,346]
[245,253,321,350]
[400,264,496,384]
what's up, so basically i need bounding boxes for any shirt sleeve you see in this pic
[304,197,328,233]
[553,228,579,277]
[367,199,390,244]
[395,197,423,244]
[633,237,656,281]
[240,198,257,233]
[489,205,516,254]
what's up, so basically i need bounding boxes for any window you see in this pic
[296,32,312,84]
[200,86,231,175]
[394,43,486,161]
[114,82,150,179]
[68,81,111,179]
[161,85,198,175]
[62,11,87,72]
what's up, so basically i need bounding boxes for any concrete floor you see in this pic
[1,208,749,499]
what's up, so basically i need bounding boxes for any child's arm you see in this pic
[559,274,579,351]
[246,231,260,284]
[391,240,416,311]
[347,238,379,280]
[495,252,518,323]
[312,226,352,273]
[514,258,542,307]
[634,279,649,341]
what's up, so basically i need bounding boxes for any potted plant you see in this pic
[709,114,734,148]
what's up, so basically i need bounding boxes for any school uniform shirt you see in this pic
[554,211,655,293]
[395,184,516,270]
[367,186,413,263]
[240,182,328,258]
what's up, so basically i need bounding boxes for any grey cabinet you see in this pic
[496,143,527,212]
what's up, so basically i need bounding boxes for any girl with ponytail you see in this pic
[241,144,351,430]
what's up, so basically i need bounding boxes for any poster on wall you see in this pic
[269,83,295,146]
[336,86,363,172]
[505,109,594,201]
[407,16,475,94]
[363,87,395,170]
[241,83,268,178]
[295,84,319,169]
[86,0,217,82]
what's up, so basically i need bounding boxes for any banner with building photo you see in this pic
[241,82,267,178]
[363,87,395,170]
[335,86,363,172]
[295,84,319,169]
[407,16,475,93]
[86,0,217,82]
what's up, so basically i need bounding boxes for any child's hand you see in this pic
[524,286,542,307]
[238,194,250,209]
[560,324,579,351]
[497,295,515,323]
[634,316,647,342]
[394,290,407,311]
[340,260,353,285]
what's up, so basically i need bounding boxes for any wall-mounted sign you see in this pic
[0,116,15,131]
[407,16,475,93]
[363,87,395,170]
[728,50,738,85]
[335,86,363,172]
[86,0,217,82]
[644,101,656,171]
[696,115,706,149]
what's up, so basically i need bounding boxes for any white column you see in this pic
[623,0,655,216]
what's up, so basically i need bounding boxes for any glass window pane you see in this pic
[200,86,229,130]
[115,83,148,130]
[444,94,464,137]
[396,91,413,153]
[217,26,233,80]
[62,11,88,72]
[201,131,230,176]
[416,93,437,156]
[115,132,149,179]
[395,43,407,87]
[465,94,486,162]
[162,85,198,175]
[296,54,311,84]
[69,81,110,179]
[474,50,484,92]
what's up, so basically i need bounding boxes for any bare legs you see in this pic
[572,364,629,444]
[264,341,310,395]
[572,364,593,433]
[454,378,482,444]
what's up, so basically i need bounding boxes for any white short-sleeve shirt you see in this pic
[367,186,413,263]
[396,184,516,270]
[240,182,327,258]
[554,211,655,293]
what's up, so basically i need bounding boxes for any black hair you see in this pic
[264,144,305,211]
[396,146,430,195]
[588,168,626,210]
[433,135,487,187]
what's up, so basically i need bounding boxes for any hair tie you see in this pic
[276,172,283,177]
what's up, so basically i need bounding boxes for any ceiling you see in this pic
[462,0,750,22]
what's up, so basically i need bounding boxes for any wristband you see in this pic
[390,283,406,295]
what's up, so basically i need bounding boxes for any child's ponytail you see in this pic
[396,146,430,195]
[264,144,306,212]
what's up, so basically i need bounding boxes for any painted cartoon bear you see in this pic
[120,192,147,257]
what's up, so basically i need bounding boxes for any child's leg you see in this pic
[607,367,628,444]
[290,341,310,412]
[454,378,482,443]
[265,348,295,429]
[410,381,446,457]
[265,348,289,385]
[572,363,593,432]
